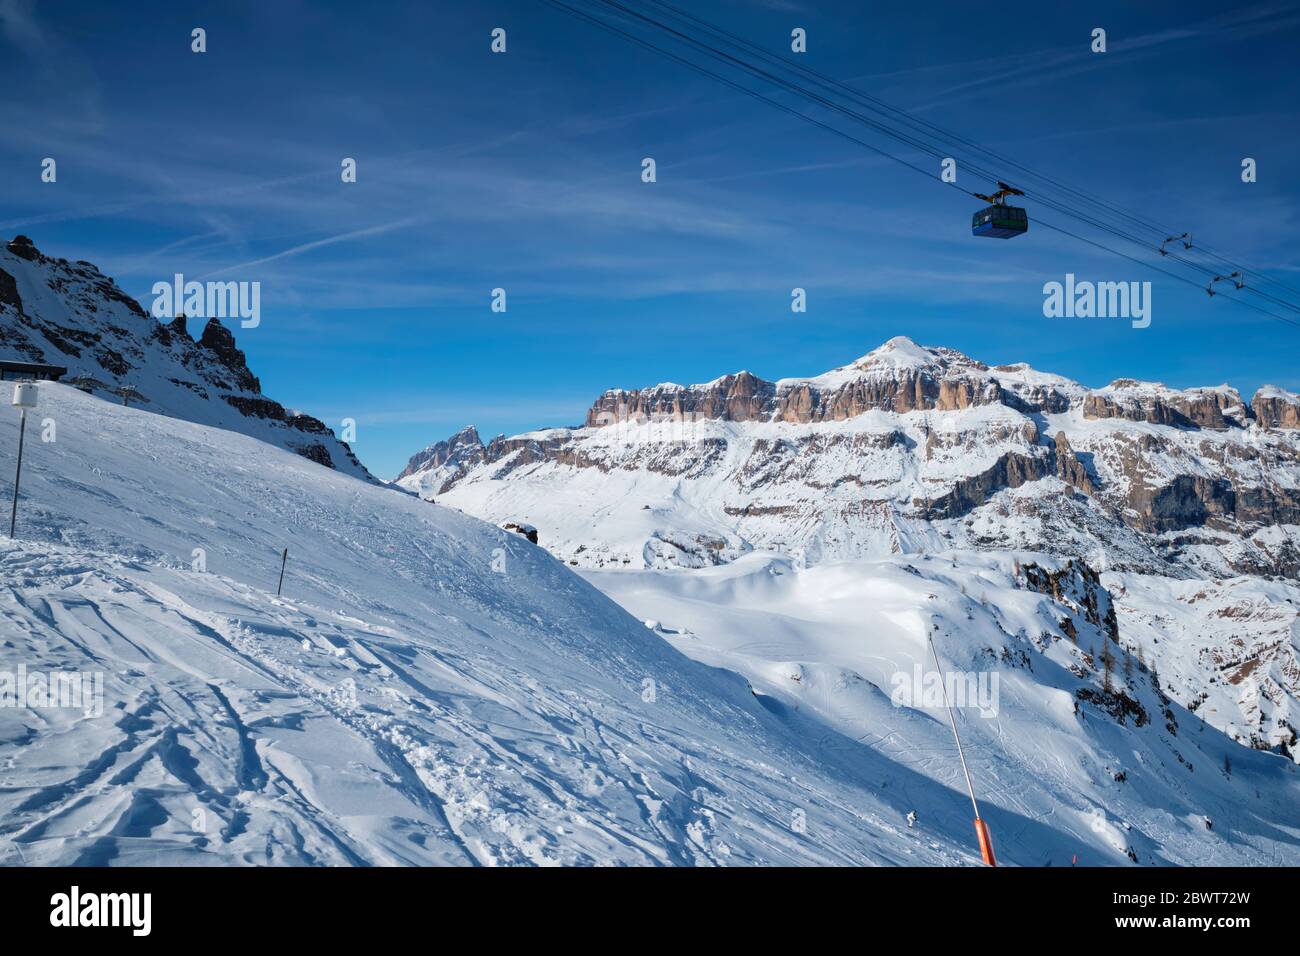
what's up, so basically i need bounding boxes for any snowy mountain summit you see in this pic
[0,235,368,479]
[402,335,1300,579]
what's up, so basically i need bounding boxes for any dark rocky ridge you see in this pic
[0,235,370,480]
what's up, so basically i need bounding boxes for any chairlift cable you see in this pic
[1035,218,1300,328]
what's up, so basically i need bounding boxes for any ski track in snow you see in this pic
[4,384,1299,866]
[0,385,996,866]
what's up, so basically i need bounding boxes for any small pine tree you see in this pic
[1122,647,1133,680]
[1223,754,1232,777]
[1101,643,1116,694]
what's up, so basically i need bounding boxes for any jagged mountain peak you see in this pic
[0,235,370,480]
[395,423,487,485]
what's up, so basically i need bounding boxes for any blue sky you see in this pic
[2,0,1298,477]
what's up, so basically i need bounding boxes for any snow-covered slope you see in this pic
[402,337,1300,764]
[583,552,1300,865]
[0,235,368,480]
[1107,572,1300,756]
[0,382,1052,866]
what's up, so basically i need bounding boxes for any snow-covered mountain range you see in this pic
[400,337,1300,762]
[401,335,1300,579]
[0,235,368,479]
[4,237,1298,866]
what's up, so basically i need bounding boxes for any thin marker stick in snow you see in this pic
[277,547,288,596]
[928,632,997,867]
[8,408,26,537]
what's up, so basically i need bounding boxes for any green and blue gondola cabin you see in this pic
[972,205,1028,238]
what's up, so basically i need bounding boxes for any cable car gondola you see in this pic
[971,182,1028,239]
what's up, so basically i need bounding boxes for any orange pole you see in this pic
[974,817,997,867]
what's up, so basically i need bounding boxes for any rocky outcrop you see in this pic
[1083,381,1249,430]
[5,235,40,262]
[1018,559,1120,643]
[1130,475,1237,533]
[1252,387,1300,429]
[587,371,774,426]
[397,425,486,480]
[587,354,1012,428]
[779,369,1002,422]
[0,267,22,312]
[0,235,371,480]
[503,522,539,544]
[296,442,334,468]
[197,318,260,393]
[921,452,1049,518]
[1053,432,1096,495]
[991,365,1076,413]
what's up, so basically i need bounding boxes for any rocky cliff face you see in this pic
[397,425,484,477]
[1253,386,1300,429]
[584,340,1008,427]
[399,336,1300,580]
[1081,380,1251,429]
[0,236,370,480]
[393,337,1300,767]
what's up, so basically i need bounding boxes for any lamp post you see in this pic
[9,381,36,538]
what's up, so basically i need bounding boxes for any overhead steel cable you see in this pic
[640,0,1300,305]
[541,0,1300,327]
[1174,242,1300,303]
[595,0,1194,249]
[539,0,964,183]
[586,0,986,165]
[1034,218,1300,328]
[592,0,1300,315]
[641,0,1178,242]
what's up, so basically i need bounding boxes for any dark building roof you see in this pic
[0,360,68,381]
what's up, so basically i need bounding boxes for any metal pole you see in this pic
[276,547,288,595]
[9,408,26,537]
[928,632,980,819]
[928,630,997,866]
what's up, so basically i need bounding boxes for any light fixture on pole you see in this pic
[9,381,37,538]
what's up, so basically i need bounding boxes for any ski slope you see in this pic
[3,384,1297,866]
[0,383,994,866]
[583,552,1300,866]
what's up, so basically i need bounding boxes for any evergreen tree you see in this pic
[1101,643,1116,694]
